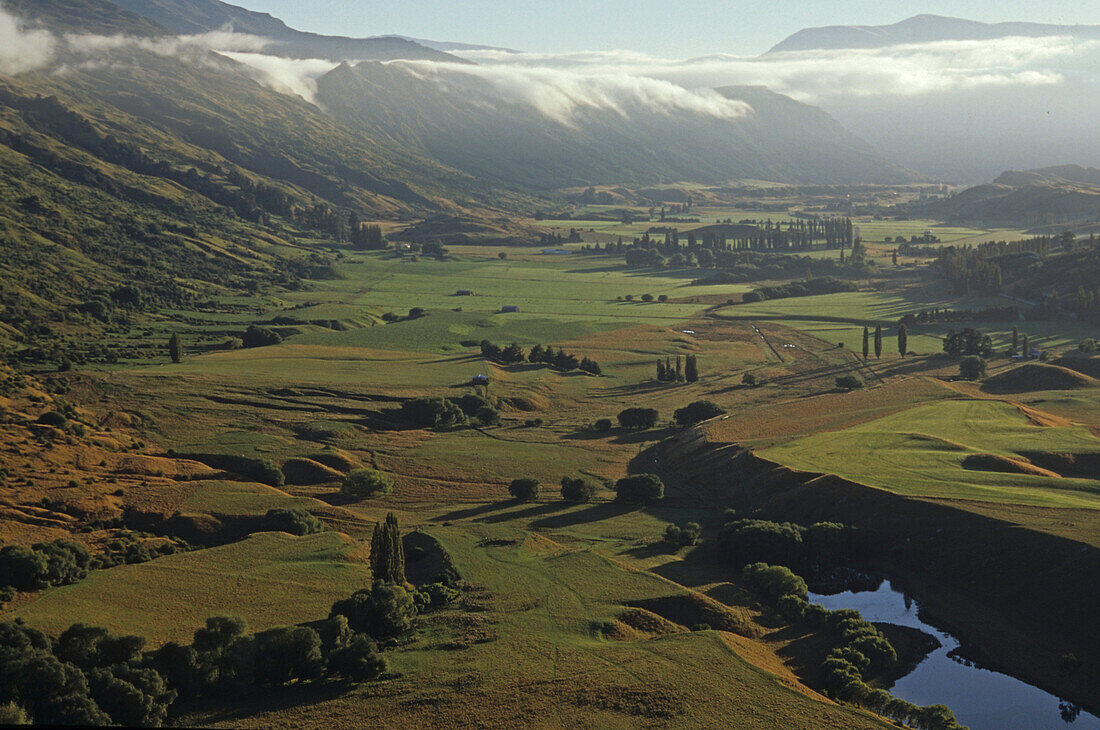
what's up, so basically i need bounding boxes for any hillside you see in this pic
[108,0,465,62]
[767,14,1100,53]
[316,63,921,189]
[912,168,1100,226]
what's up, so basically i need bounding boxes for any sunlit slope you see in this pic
[762,399,1100,508]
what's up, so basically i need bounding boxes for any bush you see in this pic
[399,397,467,429]
[341,469,394,500]
[252,626,324,686]
[593,418,613,432]
[560,476,596,503]
[741,562,808,602]
[959,355,986,380]
[614,473,664,504]
[673,400,726,427]
[326,634,386,681]
[242,325,282,348]
[741,373,757,387]
[1079,338,1097,353]
[330,582,417,641]
[508,478,540,502]
[36,411,68,427]
[641,293,654,302]
[617,407,659,429]
[262,508,324,536]
[835,375,863,390]
[252,459,285,487]
[408,307,426,318]
[663,522,700,547]
[414,582,460,611]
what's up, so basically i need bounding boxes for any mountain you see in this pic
[911,166,1100,227]
[107,0,465,61]
[316,64,921,189]
[768,14,1100,53]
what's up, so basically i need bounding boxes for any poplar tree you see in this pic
[1012,326,1019,353]
[862,327,870,359]
[684,355,699,383]
[675,355,684,382]
[1022,334,1030,359]
[169,333,182,363]
[874,325,883,358]
[370,513,406,584]
[898,324,908,357]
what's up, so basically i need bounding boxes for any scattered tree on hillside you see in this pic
[617,407,659,429]
[943,328,994,358]
[509,478,540,502]
[897,324,907,357]
[560,476,596,503]
[370,513,406,584]
[959,356,987,381]
[614,474,665,504]
[168,333,182,364]
[873,325,883,359]
[673,400,725,427]
[342,469,395,500]
[1012,326,1020,354]
[684,354,699,382]
[862,327,869,359]
[1022,334,1030,359]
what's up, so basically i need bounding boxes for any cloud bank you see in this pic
[0,8,55,75]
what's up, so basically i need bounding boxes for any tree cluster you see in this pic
[560,476,596,503]
[716,518,873,575]
[741,276,857,304]
[673,400,725,427]
[369,514,406,584]
[398,395,499,430]
[261,508,324,536]
[899,305,1018,327]
[656,354,699,383]
[0,539,91,592]
[663,522,701,547]
[480,341,602,375]
[614,474,664,504]
[943,328,994,358]
[617,407,659,430]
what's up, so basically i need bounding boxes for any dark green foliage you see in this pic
[252,627,323,686]
[253,459,285,488]
[242,325,282,348]
[943,328,994,358]
[370,514,406,585]
[408,307,426,318]
[862,326,870,359]
[399,397,468,430]
[718,520,804,570]
[0,540,91,592]
[330,581,416,641]
[261,508,324,536]
[617,407,658,429]
[684,354,699,382]
[835,375,863,390]
[36,410,68,427]
[560,476,596,503]
[508,478,540,502]
[741,562,808,601]
[959,355,987,380]
[168,333,182,364]
[898,324,908,356]
[1080,338,1097,353]
[56,624,143,670]
[673,400,725,427]
[614,473,664,504]
[742,372,758,387]
[663,522,701,547]
[342,469,394,500]
[593,418,613,432]
[873,325,883,358]
[414,582,460,611]
[326,634,386,682]
[87,663,175,727]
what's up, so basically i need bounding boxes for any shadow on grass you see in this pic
[431,501,513,522]
[529,501,636,529]
[475,501,572,524]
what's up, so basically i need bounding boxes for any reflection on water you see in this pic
[809,580,1099,730]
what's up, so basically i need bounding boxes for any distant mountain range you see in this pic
[767,14,1100,53]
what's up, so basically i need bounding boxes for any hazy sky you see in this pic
[233,1,1100,55]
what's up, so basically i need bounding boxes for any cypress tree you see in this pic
[168,333,182,364]
[898,324,908,357]
[684,355,699,383]
[386,513,405,584]
[1022,334,1030,359]
[1012,326,1019,353]
[657,360,666,381]
[874,325,883,358]
[370,513,406,584]
[862,327,870,359]
[675,355,683,382]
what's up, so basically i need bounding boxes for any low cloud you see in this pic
[219,52,338,104]
[394,60,752,125]
[0,8,55,75]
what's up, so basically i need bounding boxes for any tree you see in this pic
[673,400,725,427]
[330,582,416,641]
[369,513,406,584]
[836,375,863,391]
[1011,325,1020,353]
[508,478,540,502]
[342,469,394,500]
[664,522,700,547]
[252,626,323,686]
[399,397,467,429]
[498,252,507,260]
[1022,333,1030,359]
[897,324,908,357]
[326,634,385,681]
[560,476,596,503]
[943,328,993,358]
[408,307,426,319]
[242,325,282,348]
[641,293,654,302]
[262,508,323,536]
[675,355,684,382]
[741,562,808,602]
[959,356,986,380]
[617,407,658,430]
[614,474,664,504]
[742,373,758,387]
[1080,338,1097,353]
[684,354,699,382]
[593,418,613,432]
[862,327,869,359]
[873,325,882,358]
[168,333,182,363]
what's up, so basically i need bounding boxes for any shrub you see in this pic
[959,355,986,380]
[741,373,757,387]
[741,562,808,602]
[663,522,700,547]
[262,508,324,536]
[399,397,467,429]
[37,411,68,427]
[408,307,426,318]
[617,407,659,429]
[252,626,324,686]
[414,582,460,611]
[253,459,285,487]
[657,294,668,302]
[1079,338,1097,353]
[835,375,863,390]
[326,634,386,682]
[330,582,417,641]
[509,478,540,502]
[641,293,654,302]
[560,476,596,503]
[593,418,613,432]
[242,325,282,348]
[342,470,394,500]
[614,473,664,504]
[673,400,725,427]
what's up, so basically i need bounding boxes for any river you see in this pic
[810,579,1099,730]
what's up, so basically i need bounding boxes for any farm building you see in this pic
[470,374,490,386]
[501,305,520,313]
[456,289,474,296]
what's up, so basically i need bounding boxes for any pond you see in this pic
[810,579,1099,730]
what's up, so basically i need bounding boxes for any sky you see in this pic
[231,0,1100,55]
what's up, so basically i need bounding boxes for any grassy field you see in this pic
[762,399,1100,509]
